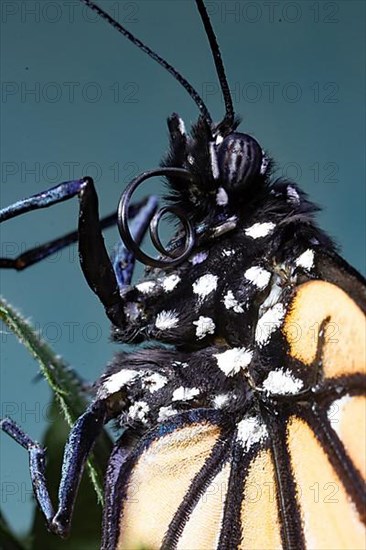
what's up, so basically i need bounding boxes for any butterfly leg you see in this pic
[0,177,158,326]
[1,417,55,524]
[111,195,158,289]
[77,178,158,326]
[1,399,109,538]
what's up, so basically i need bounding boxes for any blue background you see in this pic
[1,0,365,535]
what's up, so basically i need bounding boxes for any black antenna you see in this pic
[195,0,235,131]
[79,0,212,126]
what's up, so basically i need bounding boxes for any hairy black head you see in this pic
[162,114,270,225]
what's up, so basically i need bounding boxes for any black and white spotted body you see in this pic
[98,114,336,434]
[0,0,332,538]
[2,2,365,545]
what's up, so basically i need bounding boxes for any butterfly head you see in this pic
[163,113,269,224]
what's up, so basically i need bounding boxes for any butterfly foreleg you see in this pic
[1,399,109,538]
[0,177,158,327]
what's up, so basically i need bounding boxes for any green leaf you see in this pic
[0,297,88,422]
[0,298,113,540]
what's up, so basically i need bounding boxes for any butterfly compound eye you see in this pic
[218,133,263,190]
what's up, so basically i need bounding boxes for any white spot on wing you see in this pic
[295,249,314,270]
[157,405,178,422]
[244,266,271,290]
[193,316,216,339]
[236,416,268,451]
[172,386,200,401]
[192,274,218,300]
[245,222,276,239]
[213,347,253,377]
[255,303,286,346]
[162,274,181,292]
[223,290,244,313]
[262,368,304,395]
[216,187,229,206]
[155,310,179,330]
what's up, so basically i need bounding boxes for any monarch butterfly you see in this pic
[1,1,364,548]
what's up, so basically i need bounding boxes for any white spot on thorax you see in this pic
[255,303,286,347]
[236,416,268,451]
[245,222,276,239]
[213,347,253,377]
[141,372,167,393]
[222,248,235,257]
[155,310,179,330]
[223,290,244,313]
[136,281,156,294]
[190,251,209,265]
[295,249,315,270]
[244,266,271,290]
[193,316,216,339]
[101,369,140,397]
[213,393,230,409]
[157,405,178,422]
[258,276,283,317]
[128,401,150,423]
[172,386,200,401]
[216,187,229,206]
[161,274,181,292]
[262,368,304,395]
[192,273,218,299]
[327,394,351,435]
